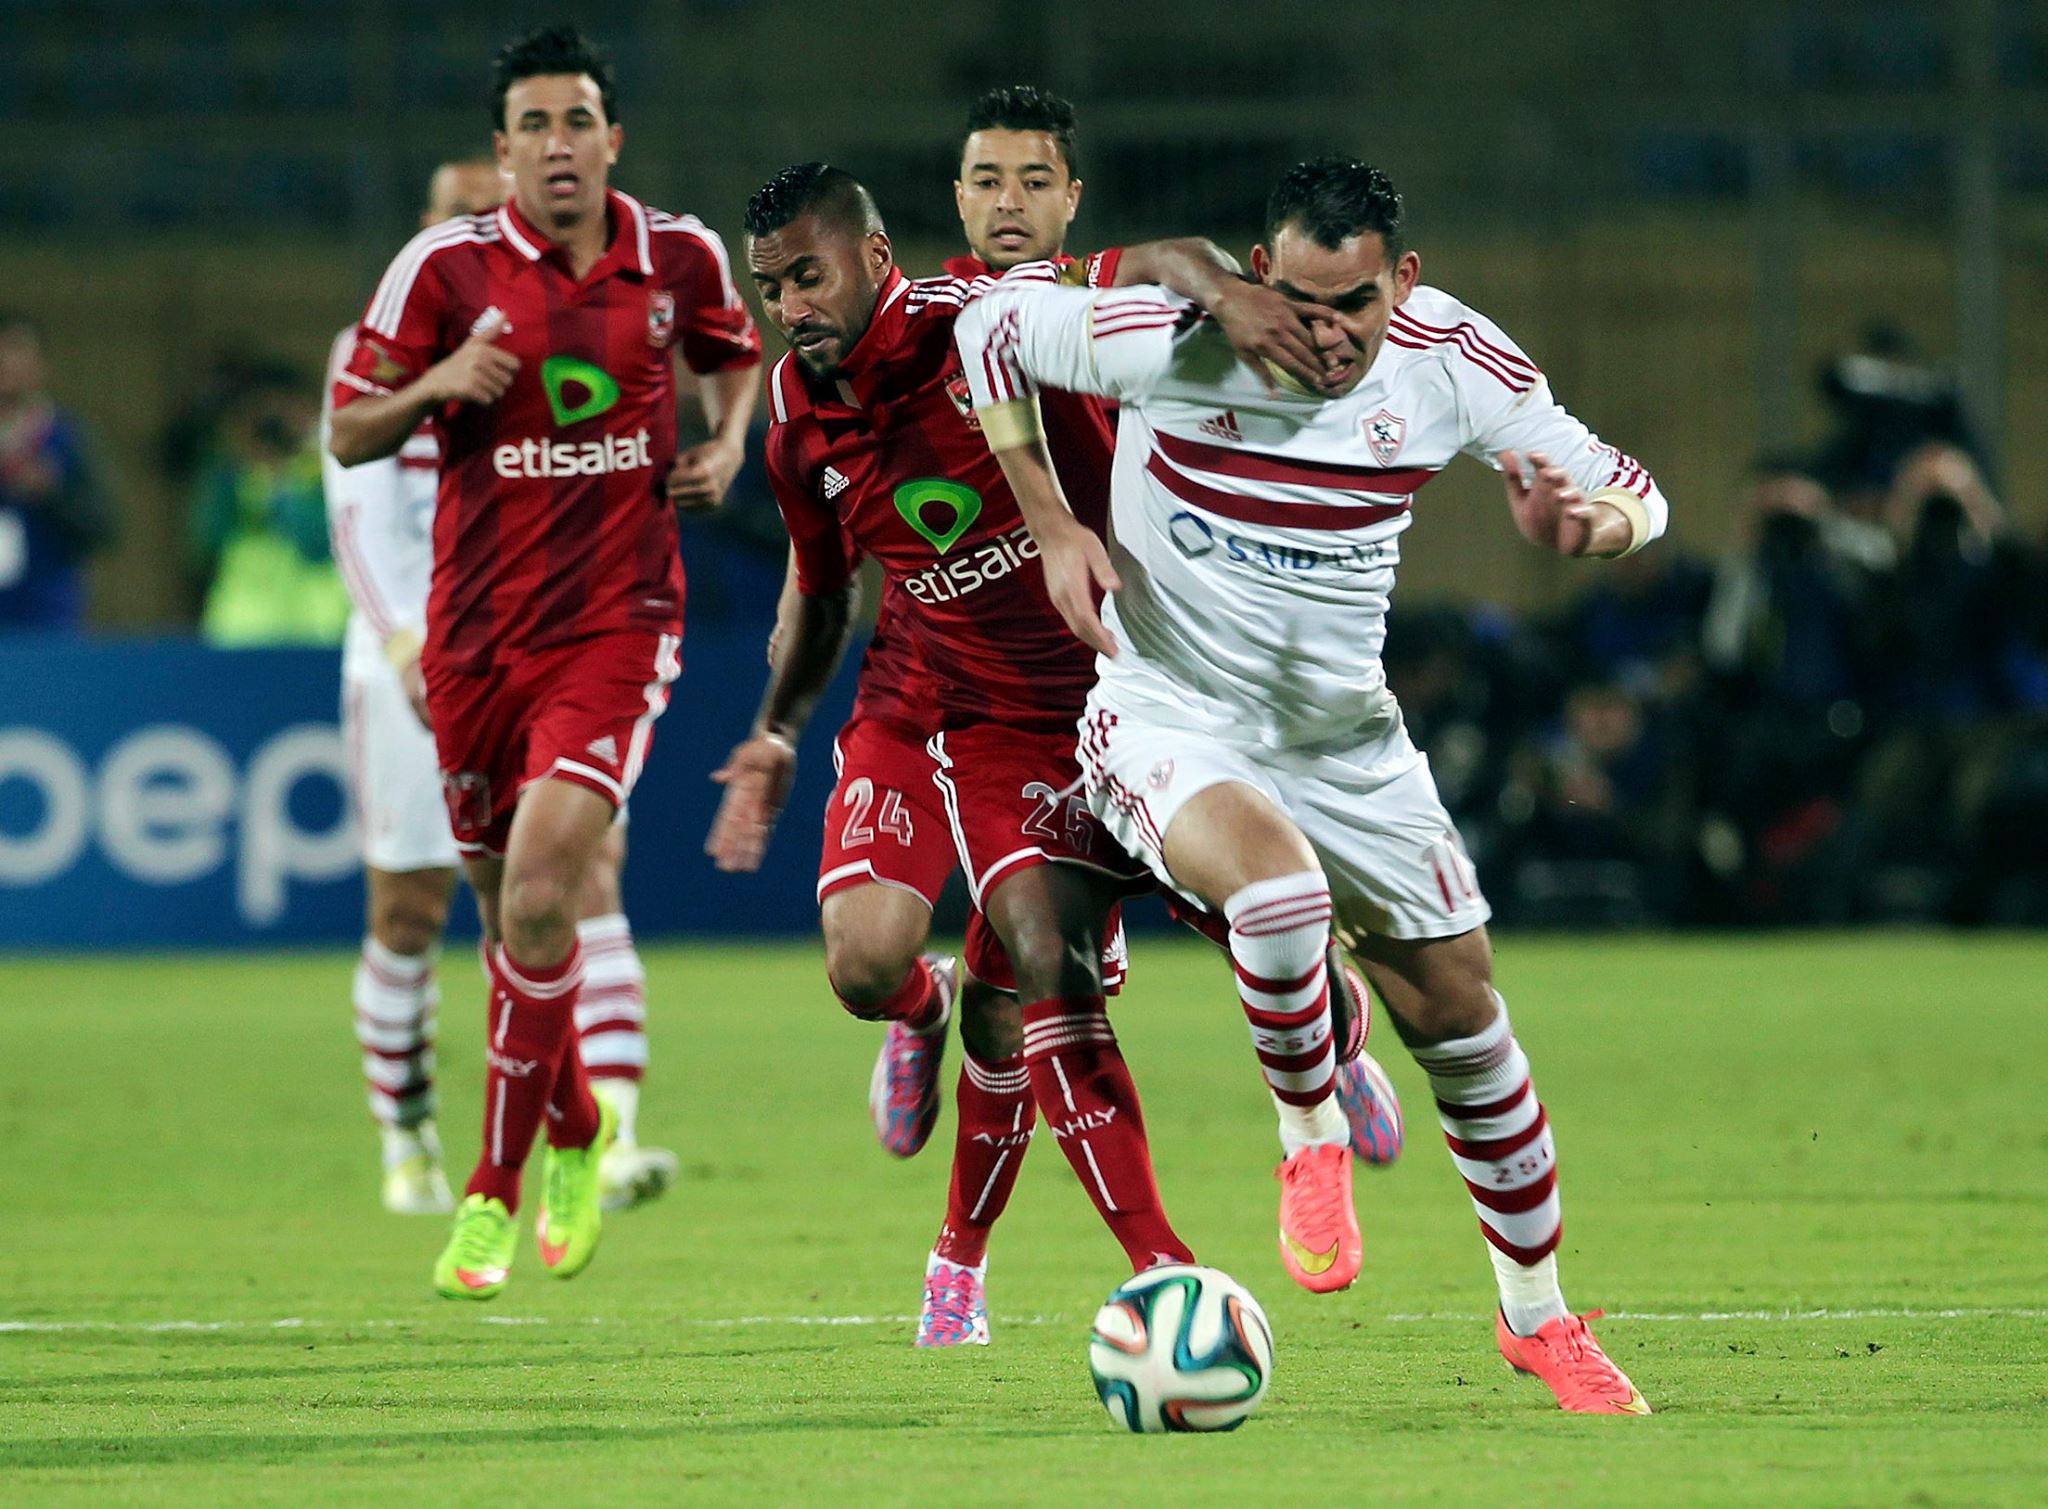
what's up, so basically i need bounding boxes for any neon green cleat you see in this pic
[433,1194,516,1300]
[536,1095,617,1279]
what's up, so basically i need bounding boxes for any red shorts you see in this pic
[425,629,681,856]
[816,716,1138,993]
[932,721,1147,993]
[925,723,1152,908]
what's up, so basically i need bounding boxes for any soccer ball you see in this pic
[1087,1264,1274,1433]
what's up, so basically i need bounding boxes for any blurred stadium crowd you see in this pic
[5,304,2044,928]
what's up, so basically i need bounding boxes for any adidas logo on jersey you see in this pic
[1198,410,1243,442]
[585,734,619,764]
[822,467,850,500]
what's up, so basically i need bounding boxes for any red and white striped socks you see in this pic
[574,913,647,1143]
[1226,873,1347,1153]
[1409,994,1568,1335]
[1021,995,1192,1271]
[466,939,600,1211]
[935,1051,1035,1268]
[353,937,437,1152]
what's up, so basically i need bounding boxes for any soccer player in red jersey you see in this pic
[707,161,1329,1344]
[328,27,761,1299]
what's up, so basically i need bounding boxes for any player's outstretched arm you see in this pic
[705,579,858,873]
[329,312,519,467]
[1114,238,1333,395]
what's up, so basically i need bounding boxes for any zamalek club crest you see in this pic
[1364,409,1406,466]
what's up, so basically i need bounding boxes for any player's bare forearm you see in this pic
[328,386,439,467]
[1116,238,1329,392]
[1113,238,1241,301]
[756,580,858,743]
[668,365,759,511]
[985,437,1122,657]
[985,434,1083,549]
[697,363,760,450]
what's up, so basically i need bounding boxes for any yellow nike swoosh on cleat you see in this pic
[1618,1392,1652,1415]
[1280,1230,1338,1275]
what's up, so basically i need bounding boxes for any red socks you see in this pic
[935,1052,1035,1267]
[466,939,597,1211]
[1020,995,1192,1272]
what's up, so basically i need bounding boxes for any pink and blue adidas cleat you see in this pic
[1337,1051,1404,1164]
[869,955,957,1158]
[917,1251,990,1346]
[1327,948,1403,1163]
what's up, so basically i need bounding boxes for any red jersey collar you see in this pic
[495,189,654,279]
[797,267,913,413]
[943,254,991,279]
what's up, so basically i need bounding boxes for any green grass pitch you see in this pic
[5,933,2046,1504]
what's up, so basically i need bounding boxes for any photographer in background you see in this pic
[0,310,117,631]
[190,363,348,646]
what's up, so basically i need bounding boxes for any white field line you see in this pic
[3,1306,2044,1337]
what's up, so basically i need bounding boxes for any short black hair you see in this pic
[1264,156,1404,254]
[963,85,1080,178]
[0,309,39,341]
[490,25,617,129]
[744,163,884,239]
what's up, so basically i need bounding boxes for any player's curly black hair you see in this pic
[1264,156,1404,254]
[743,163,884,239]
[490,25,617,129]
[963,85,1080,178]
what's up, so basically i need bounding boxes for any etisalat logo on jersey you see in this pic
[490,355,653,479]
[894,478,1045,605]
[894,479,982,554]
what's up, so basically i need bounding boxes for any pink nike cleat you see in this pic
[915,1251,990,1347]
[869,954,956,1157]
[1496,1309,1652,1414]
[1275,1142,1361,1294]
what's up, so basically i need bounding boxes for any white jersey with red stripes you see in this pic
[321,325,439,682]
[957,276,1670,747]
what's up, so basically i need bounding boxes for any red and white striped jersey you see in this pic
[321,324,439,681]
[957,276,1669,747]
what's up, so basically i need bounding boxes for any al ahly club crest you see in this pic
[647,290,676,348]
[944,372,982,431]
[1364,409,1406,465]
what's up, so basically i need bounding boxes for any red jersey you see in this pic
[767,258,1120,734]
[766,266,1112,734]
[333,190,761,672]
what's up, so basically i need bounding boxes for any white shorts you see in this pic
[343,658,460,875]
[341,659,633,875]
[1077,682,1490,944]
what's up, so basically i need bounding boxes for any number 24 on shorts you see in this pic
[841,777,915,848]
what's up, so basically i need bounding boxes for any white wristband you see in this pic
[1588,488,1653,557]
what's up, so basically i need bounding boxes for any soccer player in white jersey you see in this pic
[956,157,1660,1414]
[322,158,679,1218]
